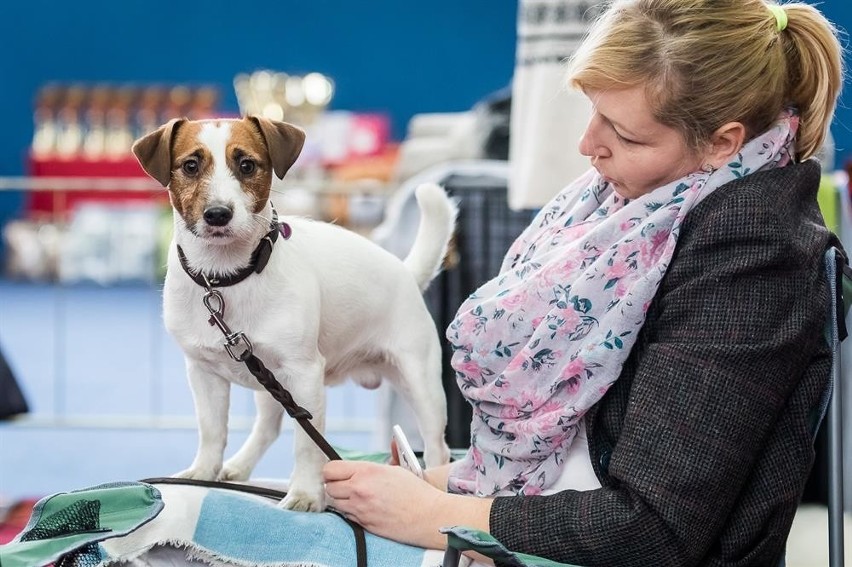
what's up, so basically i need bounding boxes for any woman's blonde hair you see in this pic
[567,0,844,160]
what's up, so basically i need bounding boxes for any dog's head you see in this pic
[132,116,305,243]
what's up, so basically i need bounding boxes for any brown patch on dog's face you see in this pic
[168,121,213,229]
[227,119,274,214]
[168,119,275,229]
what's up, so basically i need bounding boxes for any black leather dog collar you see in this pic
[177,209,291,289]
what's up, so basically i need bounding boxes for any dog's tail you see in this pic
[403,183,458,292]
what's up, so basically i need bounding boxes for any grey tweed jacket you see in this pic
[489,160,837,566]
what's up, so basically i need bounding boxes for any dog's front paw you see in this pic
[279,485,325,512]
[173,466,219,481]
[218,460,252,482]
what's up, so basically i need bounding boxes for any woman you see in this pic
[324,0,844,565]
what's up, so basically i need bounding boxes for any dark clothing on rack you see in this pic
[0,344,28,420]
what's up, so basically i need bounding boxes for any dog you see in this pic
[131,116,454,511]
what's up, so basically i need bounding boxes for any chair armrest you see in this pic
[440,526,585,567]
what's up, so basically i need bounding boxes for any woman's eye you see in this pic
[615,131,639,145]
[182,159,199,175]
[239,159,256,175]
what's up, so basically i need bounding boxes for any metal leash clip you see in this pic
[201,285,253,362]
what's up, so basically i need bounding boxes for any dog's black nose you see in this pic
[203,206,233,227]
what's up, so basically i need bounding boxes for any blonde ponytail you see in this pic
[780,3,844,159]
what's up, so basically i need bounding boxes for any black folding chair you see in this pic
[824,245,848,567]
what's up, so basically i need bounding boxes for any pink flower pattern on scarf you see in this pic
[447,114,799,497]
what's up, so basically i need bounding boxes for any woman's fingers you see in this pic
[323,462,355,504]
[324,481,349,501]
[389,438,401,466]
[322,459,358,481]
[323,460,381,505]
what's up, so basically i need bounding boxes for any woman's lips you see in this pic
[592,163,618,187]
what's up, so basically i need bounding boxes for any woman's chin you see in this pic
[609,181,631,199]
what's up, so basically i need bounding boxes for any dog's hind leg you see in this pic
[392,341,451,469]
[219,390,285,481]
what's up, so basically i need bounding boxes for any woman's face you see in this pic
[579,86,706,199]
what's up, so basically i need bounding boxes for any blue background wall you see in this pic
[0,1,850,183]
[0,0,519,241]
[0,0,517,178]
[821,2,851,170]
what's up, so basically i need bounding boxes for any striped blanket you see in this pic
[0,481,440,567]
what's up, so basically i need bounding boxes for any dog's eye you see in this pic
[182,159,199,176]
[239,159,256,175]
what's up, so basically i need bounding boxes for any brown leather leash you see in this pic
[203,289,367,567]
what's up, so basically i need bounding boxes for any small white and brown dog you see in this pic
[131,116,453,511]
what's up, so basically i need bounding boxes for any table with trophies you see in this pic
[2,71,400,284]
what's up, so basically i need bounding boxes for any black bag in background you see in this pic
[471,85,512,161]
[0,345,28,419]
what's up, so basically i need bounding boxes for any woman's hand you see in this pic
[323,460,494,550]
[323,460,450,549]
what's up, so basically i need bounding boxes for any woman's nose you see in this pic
[578,128,595,157]
[579,116,610,159]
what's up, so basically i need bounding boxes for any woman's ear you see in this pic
[704,122,746,169]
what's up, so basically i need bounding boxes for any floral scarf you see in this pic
[447,113,799,497]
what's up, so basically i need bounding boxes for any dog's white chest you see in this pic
[163,280,270,386]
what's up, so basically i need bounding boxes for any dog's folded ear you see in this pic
[249,116,306,180]
[132,118,186,187]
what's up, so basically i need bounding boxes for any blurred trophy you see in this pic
[235,70,288,121]
[32,82,223,161]
[234,70,334,127]
[188,86,219,120]
[54,84,87,158]
[31,84,63,158]
[103,85,136,159]
[291,72,335,126]
[163,85,192,122]
[81,85,110,159]
[135,86,166,140]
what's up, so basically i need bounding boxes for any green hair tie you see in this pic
[768,4,788,32]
